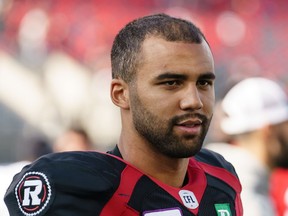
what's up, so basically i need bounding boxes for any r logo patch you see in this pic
[15,172,52,216]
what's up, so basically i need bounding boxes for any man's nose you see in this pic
[179,86,203,111]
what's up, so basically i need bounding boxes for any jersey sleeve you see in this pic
[4,151,123,216]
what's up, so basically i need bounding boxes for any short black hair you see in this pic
[111,13,207,83]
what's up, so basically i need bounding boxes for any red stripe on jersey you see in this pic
[197,161,243,216]
[197,161,241,193]
[100,165,142,216]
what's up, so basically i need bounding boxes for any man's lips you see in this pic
[175,119,202,134]
[176,119,202,126]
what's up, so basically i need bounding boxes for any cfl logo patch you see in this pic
[15,172,52,216]
[179,190,199,209]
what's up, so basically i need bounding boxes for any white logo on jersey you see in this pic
[178,190,199,209]
[217,209,231,216]
[214,203,232,216]
[15,172,52,216]
[22,180,43,206]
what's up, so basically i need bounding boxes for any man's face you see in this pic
[129,37,215,158]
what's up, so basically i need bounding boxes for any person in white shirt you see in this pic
[206,77,288,216]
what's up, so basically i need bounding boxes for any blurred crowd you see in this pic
[0,1,288,215]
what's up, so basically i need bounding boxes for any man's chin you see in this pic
[163,147,201,158]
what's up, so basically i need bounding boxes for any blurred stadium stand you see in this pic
[0,0,287,162]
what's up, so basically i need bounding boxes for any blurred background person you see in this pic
[52,125,94,152]
[206,77,288,216]
[269,119,288,216]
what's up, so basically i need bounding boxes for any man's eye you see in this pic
[164,80,179,86]
[197,80,212,87]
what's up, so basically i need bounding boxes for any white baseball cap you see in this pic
[221,77,288,135]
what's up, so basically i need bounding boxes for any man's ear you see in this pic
[110,78,130,109]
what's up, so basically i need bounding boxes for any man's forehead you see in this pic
[140,37,212,60]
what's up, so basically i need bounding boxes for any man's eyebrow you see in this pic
[199,72,216,80]
[155,72,216,81]
[155,73,188,81]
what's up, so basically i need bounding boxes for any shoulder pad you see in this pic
[4,151,125,216]
[194,148,238,177]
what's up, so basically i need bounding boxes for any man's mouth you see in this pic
[175,119,202,134]
[176,119,202,126]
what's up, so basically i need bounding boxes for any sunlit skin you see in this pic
[111,36,215,188]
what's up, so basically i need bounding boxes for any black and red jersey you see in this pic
[5,146,242,216]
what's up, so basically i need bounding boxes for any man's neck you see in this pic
[117,137,189,188]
